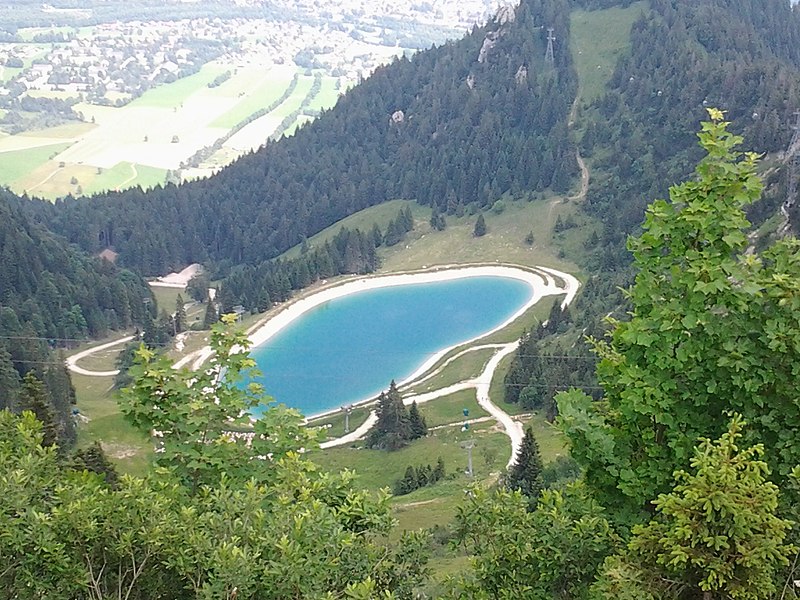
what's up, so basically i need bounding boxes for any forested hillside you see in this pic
[0,189,152,447]
[22,0,578,277]
[17,0,798,292]
[502,0,800,415]
[580,0,800,270]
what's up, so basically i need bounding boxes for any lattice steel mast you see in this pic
[545,27,555,63]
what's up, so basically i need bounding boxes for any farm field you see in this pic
[209,66,298,129]
[0,142,73,188]
[82,162,168,196]
[306,77,342,113]
[0,62,341,199]
[221,73,316,152]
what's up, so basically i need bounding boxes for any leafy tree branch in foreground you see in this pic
[558,109,800,524]
[120,313,323,492]
[0,317,430,598]
[594,415,794,600]
[450,112,799,598]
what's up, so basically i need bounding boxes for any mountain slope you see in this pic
[495,0,800,414]
[24,0,578,276]
[578,0,800,271]
[0,189,152,444]
[11,0,800,313]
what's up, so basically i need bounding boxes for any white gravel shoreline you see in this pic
[244,264,578,420]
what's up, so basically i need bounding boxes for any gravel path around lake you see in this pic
[66,264,582,468]
[317,265,582,467]
[320,341,525,468]
[66,335,134,377]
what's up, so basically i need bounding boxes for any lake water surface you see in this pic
[250,276,533,416]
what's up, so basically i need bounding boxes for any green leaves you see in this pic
[595,417,794,599]
[450,483,618,599]
[558,112,800,523]
[121,318,324,492]
[0,405,429,598]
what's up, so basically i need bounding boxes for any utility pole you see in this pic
[545,27,555,63]
[342,405,353,433]
[461,407,474,477]
[462,440,475,477]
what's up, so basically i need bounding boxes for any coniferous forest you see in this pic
[2,0,800,597]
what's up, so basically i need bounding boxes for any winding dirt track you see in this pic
[66,335,134,377]
[321,343,524,466]
[568,150,589,202]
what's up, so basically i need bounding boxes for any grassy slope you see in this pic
[280,199,428,260]
[406,348,497,395]
[83,162,167,196]
[380,199,579,273]
[283,196,581,273]
[570,1,648,103]
[415,388,488,428]
[311,421,510,491]
[70,344,153,476]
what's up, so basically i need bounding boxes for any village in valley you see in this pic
[0,0,507,106]
[0,0,506,200]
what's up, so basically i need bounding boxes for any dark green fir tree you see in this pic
[174,294,186,334]
[71,441,119,487]
[368,380,409,450]
[203,298,218,329]
[394,465,418,495]
[506,427,543,505]
[0,347,20,411]
[432,456,445,482]
[430,206,446,231]
[18,371,60,449]
[417,464,431,487]
[408,400,427,439]
[473,213,487,237]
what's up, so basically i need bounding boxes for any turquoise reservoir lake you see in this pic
[250,275,534,417]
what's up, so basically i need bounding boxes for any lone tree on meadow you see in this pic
[202,298,217,329]
[368,380,410,450]
[430,206,446,231]
[368,383,428,450]
[408,400,427,439]
[174,294,186,334]
[473,213,487,237]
